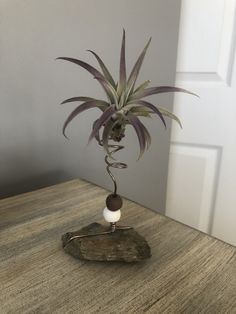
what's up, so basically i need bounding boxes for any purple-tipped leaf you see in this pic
[87,50,116,87]
[133,80,151,94]
[92,119,102,143]
[126,38,152,97]
[132,111,152,118]
[61,96,107,106]
[126,113,146,159]
[57,56,102,77]
[62,100,104,138]
[127,116,151,150]
[130,86,199,100]
[140,123,151,149]
[88,106,116,142]
[158,107,182,128]
[127,100,166,128]
[95,76,119,106]
[56,57,114,103]
[130,106,153,117]
[117,29,127,95]
[127,112,151,149]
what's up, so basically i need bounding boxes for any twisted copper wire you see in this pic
[103,143,127,195]
[64,133,132,247]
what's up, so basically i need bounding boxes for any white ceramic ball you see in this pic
[103,207,121,223]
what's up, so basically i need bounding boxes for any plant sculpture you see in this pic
[58,30,197,233]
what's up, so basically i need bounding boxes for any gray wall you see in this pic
[0,0,181,213]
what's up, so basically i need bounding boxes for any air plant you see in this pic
[57,30,197,159]
[58,30,199,250]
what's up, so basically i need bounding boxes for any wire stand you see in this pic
[64,138,132,247]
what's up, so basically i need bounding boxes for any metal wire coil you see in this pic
[64,135,131,246]
[103,143,127,195]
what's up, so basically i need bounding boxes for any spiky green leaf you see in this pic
[126,113,146,159]
[142,123,151,149]
[133,80,151,94]
[117,29,127,96]
[125,38,152,99]
[56,57,114,103]
[130,86,199,100]
[62,100,104,138]
[88,106,116,142]
[127,100,166,128]
[61,97,109,111]
[102,119,120,158]
[92,119,103,144]
[61,96,95,104]
[158,107,182,128]
[130,106,152,117]
[95,76,119,107]
[87,50,116,87]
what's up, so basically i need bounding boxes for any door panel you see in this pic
[167,144,220,233]
[177,0,236,85]
[166,0,236,245]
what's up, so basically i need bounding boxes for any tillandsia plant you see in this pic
[57,30,197,160]
[57,30,197,232]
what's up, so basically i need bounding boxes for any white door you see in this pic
[166,0,236,246]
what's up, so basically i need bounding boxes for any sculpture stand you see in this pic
[61,140,151,262]
[62,222,151,262]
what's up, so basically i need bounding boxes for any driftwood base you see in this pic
[62,222,151,262]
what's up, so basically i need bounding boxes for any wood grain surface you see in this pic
[0,178,236,314]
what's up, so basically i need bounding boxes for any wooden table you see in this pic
[0,179,236,314]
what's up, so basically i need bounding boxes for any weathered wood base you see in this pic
[62,222,151,262]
